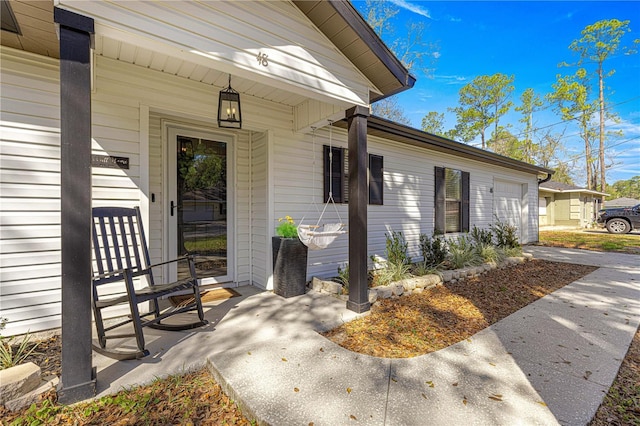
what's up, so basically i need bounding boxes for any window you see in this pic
[323,146,384,205]
[539,197,547,215]
[435,167,469,233]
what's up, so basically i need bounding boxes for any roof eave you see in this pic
[295,0,415,100]
[355,116,554,176]
[540,188,609,196]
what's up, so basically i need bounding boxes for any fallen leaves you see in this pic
[322,260,596,358]
[0,368,253,425]
[590,329,640,425]
[488,393,503,402]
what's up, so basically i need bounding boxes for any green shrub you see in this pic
[470,225,493,246]
[385,230,410,266]
[490,217,520,249]
[418,232,448,268]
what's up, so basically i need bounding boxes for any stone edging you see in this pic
[309,253,534,305]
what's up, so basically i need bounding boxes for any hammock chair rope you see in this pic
[297,121,347,250]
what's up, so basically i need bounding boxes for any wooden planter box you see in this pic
[272,236,308,298]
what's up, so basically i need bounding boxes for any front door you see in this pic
[168,127,233,284]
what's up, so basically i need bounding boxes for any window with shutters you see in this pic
[323,146,383,205]
[435,166,469,234]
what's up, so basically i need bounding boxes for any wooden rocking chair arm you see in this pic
[147,255,193,269]
[93,256,194,282]
[93,268,129,281]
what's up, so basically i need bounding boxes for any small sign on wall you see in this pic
[91,155,129,170]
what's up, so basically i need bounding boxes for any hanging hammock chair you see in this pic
[297,122,347,250]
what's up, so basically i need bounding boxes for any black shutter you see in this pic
[461,171,470,232]
[324,145,343,203]
[369,154,383,205]
[434,166,445,234]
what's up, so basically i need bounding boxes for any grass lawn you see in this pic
[539,230,640,254]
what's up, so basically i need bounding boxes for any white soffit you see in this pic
[56,0,374,108]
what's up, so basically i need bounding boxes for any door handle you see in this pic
[171,200,176,216]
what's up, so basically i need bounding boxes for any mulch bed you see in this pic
[323,259,598,358]
[589,329,640,425]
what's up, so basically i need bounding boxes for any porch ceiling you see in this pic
[0,0,58,58]
[93,35,308,107]
[1,0,412,107]
[0,0,308,107]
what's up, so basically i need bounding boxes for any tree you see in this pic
[536,130,574,185]
[514,88,544,164]
[566,19,639,195]
[488,128,523,160]
[364,0,398,39]
[361,0,439,123]
[606,176,640,199]
[421,111,445,135]
[372,96,411,125]
[363,0,437,77]
[449,73,515,149]
[547,70,598,190]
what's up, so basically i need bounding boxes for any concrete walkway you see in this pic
[93,246,640,425]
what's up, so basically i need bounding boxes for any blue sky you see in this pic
[351,1,640,186]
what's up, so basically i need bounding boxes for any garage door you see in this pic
[494,181,522,236]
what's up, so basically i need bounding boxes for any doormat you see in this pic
[170,288,241,307]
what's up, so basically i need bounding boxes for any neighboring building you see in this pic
[605,197,640,208]
[539,181,608,229]
[1,0,552,339]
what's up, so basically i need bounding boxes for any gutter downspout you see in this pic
[536,172,553,243]
[537,172,553,185]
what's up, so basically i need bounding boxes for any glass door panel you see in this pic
[176,135,227,281]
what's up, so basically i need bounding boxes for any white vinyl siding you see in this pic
[269,128,539,279]
[1,48,62,336]
[250,131,269,288]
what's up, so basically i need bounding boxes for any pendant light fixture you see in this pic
[217,74,241,129]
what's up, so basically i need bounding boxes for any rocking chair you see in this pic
[91,206,208,360]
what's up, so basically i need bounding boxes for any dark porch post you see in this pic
[346,106,371,313]
[54,8,96,403]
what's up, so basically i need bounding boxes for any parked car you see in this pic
[596,204,640,234]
